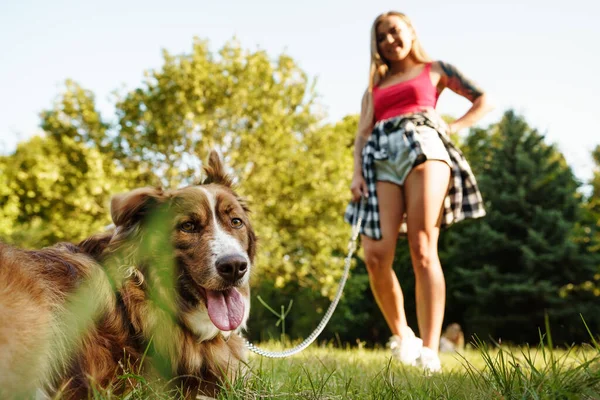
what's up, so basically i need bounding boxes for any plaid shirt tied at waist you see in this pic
[344,111,486,240]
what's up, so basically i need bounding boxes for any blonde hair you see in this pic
[444,323,465,349]
[368,11,432,91]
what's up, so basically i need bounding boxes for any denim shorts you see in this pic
[374,126,451,186]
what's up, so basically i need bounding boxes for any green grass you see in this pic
[86,338,600,400]
[229,342,600,400]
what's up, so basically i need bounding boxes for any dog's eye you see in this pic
[179,221,197,233]
[230,218,244,229]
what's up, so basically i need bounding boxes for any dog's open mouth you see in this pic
[204,287,244,331]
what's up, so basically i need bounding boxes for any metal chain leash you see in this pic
[243,214,363,358]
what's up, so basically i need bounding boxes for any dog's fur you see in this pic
[0,151,256,399]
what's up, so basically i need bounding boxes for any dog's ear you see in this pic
[78,231,114,259]
[202,150,233,187]
[110,187,165,227]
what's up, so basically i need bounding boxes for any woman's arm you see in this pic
[350,90,375,201]
[353,90,375,174]
[435,61,494,133]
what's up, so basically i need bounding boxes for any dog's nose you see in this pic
[216,254,248,282]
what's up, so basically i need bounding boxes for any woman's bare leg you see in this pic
[361,181,409,337]
[404,160,451,352]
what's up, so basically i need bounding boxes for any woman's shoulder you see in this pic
[432,60,465,77]
[430,60,446,74]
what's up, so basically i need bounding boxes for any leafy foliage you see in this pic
[112,39,356,293]
[0,80,140,247]
[1,39,356,294]
[561,145,600,298]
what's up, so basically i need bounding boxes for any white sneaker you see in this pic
[417,346,442,374]
[387,328,423,366]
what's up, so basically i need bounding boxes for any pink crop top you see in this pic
[372,63,439,122]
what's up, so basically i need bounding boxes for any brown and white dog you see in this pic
[0,151,256,399]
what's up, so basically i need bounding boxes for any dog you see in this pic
[0,151,256,399]
[439,323,465,353]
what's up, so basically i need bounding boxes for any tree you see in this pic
[561,146,600,299]
[0,156,20,239]
[442,110,600,344]
[585,145,600,251]
[0,82,131,247]
[114,38,319,187]
[584,145,600,279]
[112,38,356,293]
[589,146,600,211]
[1,39,357,295]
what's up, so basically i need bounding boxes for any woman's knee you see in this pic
[408,233,438,271]
[364,246,393,274]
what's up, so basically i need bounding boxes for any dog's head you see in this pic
[109,151,256,340]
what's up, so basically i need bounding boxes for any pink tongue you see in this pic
[206,288,245,331]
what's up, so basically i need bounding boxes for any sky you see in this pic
[1,0,598,185]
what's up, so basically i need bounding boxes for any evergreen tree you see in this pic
[443,110,600,344]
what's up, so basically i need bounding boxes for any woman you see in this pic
[344,11,492,373]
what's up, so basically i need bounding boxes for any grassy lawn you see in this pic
[222,341,600,399]
[105,338,600,399]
